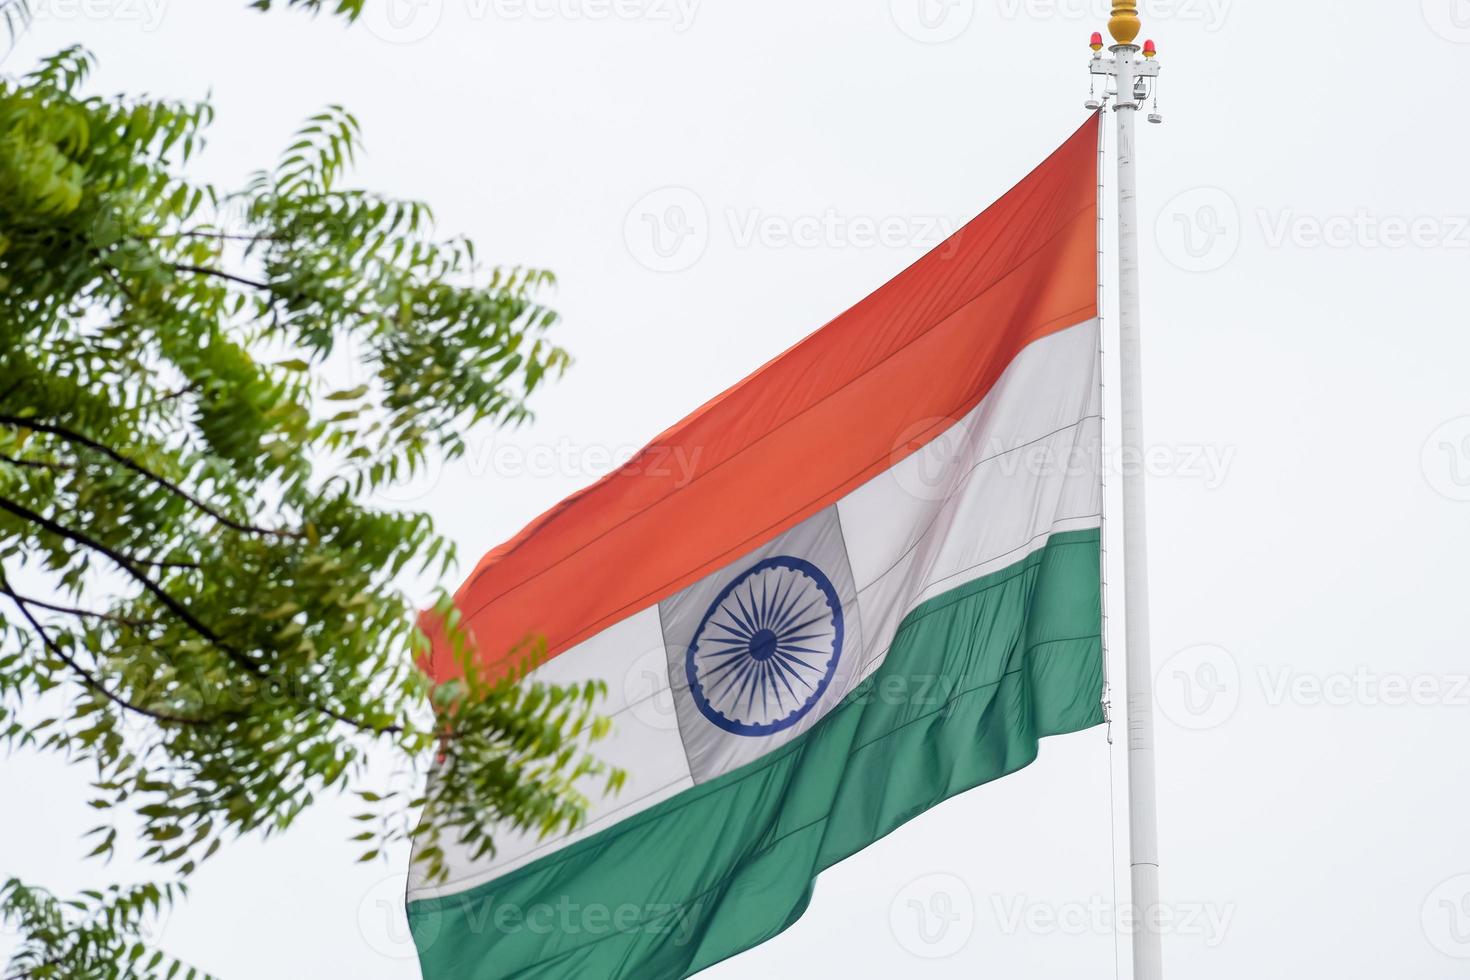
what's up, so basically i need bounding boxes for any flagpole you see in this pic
[1090,4,1164,978]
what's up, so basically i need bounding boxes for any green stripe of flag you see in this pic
[410,528,1104,979]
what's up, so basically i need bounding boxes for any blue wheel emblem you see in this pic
[685,556,844,736]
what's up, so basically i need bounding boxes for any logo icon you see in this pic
[358,873,441,958]
[889,0,975,44]
[685,556,844,736]
[890,873,975,958]
[361,0,443,44]
[623,645,681,732]
[1155,643,1240,731]
[1155,186,1241,273]
[624,187,709,272]
[1423,0,1470,43]
[888,414,968,503]
[1423,416,1470,502]
[1424,874,1470,957]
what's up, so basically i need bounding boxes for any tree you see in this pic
[0,18,616,979]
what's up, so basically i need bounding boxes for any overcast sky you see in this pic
[4,1,1470,977]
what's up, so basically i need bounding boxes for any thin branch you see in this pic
[168,263,320,323]
[0,495,405,738]
[0,493,260,671]
[0,584,209,727]
[126,556,201,571]
[160,230,284,243]
[0,453,66,471]
[117,381,204,419]
[0,414,300,540]
[0,589,156,628]
[168,263,270,291]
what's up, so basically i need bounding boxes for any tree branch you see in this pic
[1,589,157,628]
[0,414,300,540]
[117,381,205,420]
[168,263,271,291]
[0,584,210,727]
[0,495,407,737]
[0,493,260,671]
[161,230,285,243]
[126,555,202,571]
[0,453,66,471]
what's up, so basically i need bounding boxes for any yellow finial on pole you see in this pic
[1109,0,1141,45]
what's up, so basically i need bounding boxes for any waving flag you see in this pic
[409,113,1104,979]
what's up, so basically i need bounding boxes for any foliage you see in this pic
[1,879,197,980]
[0,42,614,979]
[247,0,366,20]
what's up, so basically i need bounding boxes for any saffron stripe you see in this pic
[420,115,1101,683]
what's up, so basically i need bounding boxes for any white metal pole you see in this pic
[1108,13,1165,980]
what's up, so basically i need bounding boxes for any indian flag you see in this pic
[408,113,1105,978]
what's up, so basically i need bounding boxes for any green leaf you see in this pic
[0,33,601,980]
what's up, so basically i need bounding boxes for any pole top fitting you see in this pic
[1108,1,1141,45]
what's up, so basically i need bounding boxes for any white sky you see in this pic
[4,1,1470,978]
